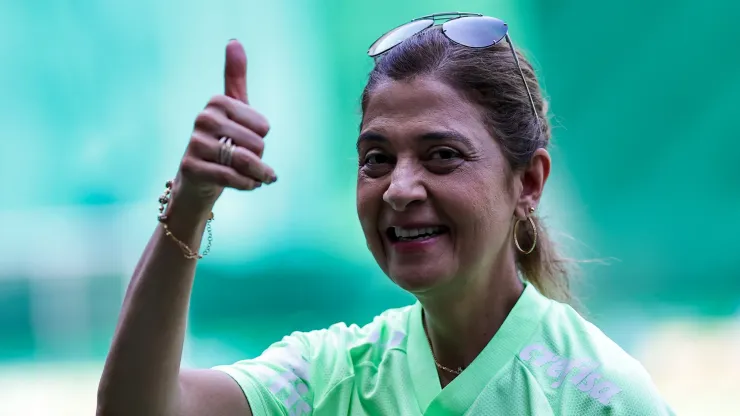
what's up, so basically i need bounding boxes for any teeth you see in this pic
[394,226,443,238]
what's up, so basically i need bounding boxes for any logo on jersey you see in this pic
[518,343,622,405]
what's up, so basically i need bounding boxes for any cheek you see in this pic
[356,180,382,240]
[357,180,389,270]
[448,167,515,245]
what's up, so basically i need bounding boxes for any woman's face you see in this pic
[357,76,521,293]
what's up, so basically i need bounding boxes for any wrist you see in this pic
[156,182,214,246]
[158,192,214,259]
[168,195,213,224]
[168,180,216,222]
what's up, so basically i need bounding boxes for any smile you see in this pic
[387,226,449,242]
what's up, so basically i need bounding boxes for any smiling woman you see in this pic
[96,12,675,416]
[357,76,543,296]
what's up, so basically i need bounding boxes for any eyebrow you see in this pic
[356,129,476,152]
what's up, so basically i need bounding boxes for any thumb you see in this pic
[224,39,248,104]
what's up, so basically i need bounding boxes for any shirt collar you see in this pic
[406,283,552,414]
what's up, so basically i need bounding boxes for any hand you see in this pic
[175,40,277,210]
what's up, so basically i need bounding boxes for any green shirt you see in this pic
[214,283,674,415]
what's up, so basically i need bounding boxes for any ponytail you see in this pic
[515,215,574,304]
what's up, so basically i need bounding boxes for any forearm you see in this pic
[97,192,212,416]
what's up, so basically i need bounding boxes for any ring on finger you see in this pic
[224,140,236,167]
[218,136,236,166]
[218,136,230,165]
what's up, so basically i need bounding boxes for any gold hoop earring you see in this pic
[514,211,537,255]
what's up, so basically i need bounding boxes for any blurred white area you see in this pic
[637,319,740,415]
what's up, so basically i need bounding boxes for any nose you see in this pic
[382,160,427,211]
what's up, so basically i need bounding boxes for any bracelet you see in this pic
[158,179,214,260]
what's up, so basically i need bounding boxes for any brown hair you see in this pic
[361,27,573,304]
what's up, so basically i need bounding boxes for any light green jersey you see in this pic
[214,283,674,415]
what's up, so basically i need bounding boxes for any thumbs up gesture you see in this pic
[175,40,277,211]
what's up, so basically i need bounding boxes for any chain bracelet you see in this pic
[158,179,213,260]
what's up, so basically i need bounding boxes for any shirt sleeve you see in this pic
[577,368,677,416]
[591,390,676,416]
[212,331,319,416]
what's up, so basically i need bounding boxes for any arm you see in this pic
[96,39,275,416]
[96,192,252,416]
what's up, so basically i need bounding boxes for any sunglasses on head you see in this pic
[368,12,540,129]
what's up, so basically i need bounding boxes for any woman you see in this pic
[97,13,674,416]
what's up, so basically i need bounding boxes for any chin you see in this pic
[387,266,454,294]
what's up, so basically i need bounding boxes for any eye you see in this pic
[359,150,394,178]
[425,147,464,174]
[363,151,392,166]
[429,148,461,160]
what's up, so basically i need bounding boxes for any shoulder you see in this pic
[212,305,415,415]
[296,303,414,354]
[516,296,674,414]
[241,303,414,377]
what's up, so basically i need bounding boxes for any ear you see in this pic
[515,148,551,218]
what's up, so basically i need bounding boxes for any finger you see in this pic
[230,146,277,183]
[180,156,261,191]
[224,39,248,104]
[188,131,274,183]
[194,105,265,156]
[219,119,265,157]
[206,95,270,138]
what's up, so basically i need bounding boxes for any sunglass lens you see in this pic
[442,16,508,48]
[368,19,434,57]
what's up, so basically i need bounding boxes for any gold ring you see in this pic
[224,141,235,167]
[218,136,233,166]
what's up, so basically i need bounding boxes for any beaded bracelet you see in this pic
[158,180,213,259]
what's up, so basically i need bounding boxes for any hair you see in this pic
[361,27,574,304]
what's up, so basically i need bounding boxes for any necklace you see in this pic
[434,360,463,375]
[423,311,464,376]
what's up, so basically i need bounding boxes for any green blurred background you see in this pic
[0,0,738,414]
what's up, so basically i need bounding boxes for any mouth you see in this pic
[385,225,450,243]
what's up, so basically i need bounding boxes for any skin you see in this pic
[357,76,550,386]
